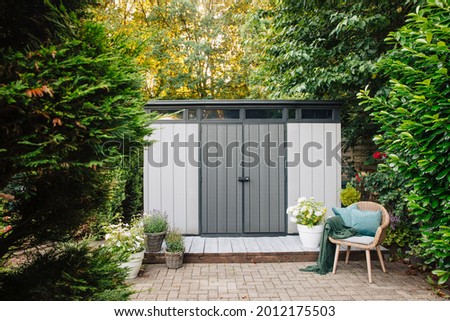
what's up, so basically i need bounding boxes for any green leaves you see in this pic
[432,270,449,285]
[94,0,252,99]
[0,241,133,300]
[0,2,153,260]
[0,21,152,180]
[436,168,450,180]
[249,0,412,146]
[360,0,450,280]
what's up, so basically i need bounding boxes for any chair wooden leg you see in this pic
[345,246,351,264]
[332,245,340,274]
[365,249,373,284]
[376,246,386,273]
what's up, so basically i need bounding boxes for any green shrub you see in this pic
[0,1,152,259]
[383,225,417,248]
[143,210,169,234]
[103,219,145,261]
[340,183,361,206]
[122,158,144,223]
[84,169,126,238]
[359,168,409,217]
[0,241,134,300]
[165,230,184,253]
[247,0,412,146]
[359,0,450,283]
[358,167,419,249]
[423,226,450,285]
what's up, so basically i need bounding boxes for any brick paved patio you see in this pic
[129,261,443,301]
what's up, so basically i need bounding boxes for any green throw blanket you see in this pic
[300,215,359,275]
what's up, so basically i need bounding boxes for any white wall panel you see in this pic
[324,123,341,219]
[287,123,341,233]
[144,123,199,234]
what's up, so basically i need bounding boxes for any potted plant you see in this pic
[287,197,327,249]
[103,218,145,279]
[164,229,184,269]
[143,210,169,252]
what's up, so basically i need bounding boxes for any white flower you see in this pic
[286,206,296,215]
[288,196,327,226]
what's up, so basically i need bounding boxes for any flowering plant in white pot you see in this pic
[287,197,327,227]
[287,197,327,248]
[102,219,145,279]
[103,220,145,260]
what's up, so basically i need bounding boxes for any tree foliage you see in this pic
[0,241,133,300]
[359,0,450,282]
[93,0,254,99]
[248,0,417,145]
[0,0,92,50]
[0,1,152,259]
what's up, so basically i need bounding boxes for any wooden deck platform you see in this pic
[144,236,380,264]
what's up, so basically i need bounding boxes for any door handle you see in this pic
[237,176,250,182]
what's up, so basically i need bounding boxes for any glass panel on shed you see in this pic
[301,109,333,120]
[155,109,184,120]
[288,109,296,119]
[245,109,283,119]
[188,109,198,120]
[202,109,240,120]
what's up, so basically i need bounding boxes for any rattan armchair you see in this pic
[329,201,390,283]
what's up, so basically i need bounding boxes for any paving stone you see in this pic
[290,296,313,300]
[129,262,443,301]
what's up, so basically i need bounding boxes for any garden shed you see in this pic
[144,100,342,235]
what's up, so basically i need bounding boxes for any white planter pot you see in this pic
[120,250,145,279]
[297,224,324,249]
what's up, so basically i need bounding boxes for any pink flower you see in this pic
[3,216,11,221]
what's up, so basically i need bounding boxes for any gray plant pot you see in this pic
[165,251,184,269]
[145,232,165,252]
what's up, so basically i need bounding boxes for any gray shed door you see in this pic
[201,123,285,234]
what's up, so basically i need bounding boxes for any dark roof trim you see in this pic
[145,99,343,109]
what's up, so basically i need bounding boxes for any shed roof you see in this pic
[145,99,342,109]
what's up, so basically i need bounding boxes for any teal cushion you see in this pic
[332,207,352,227]
[332,204,382,236]
[350,209,382,236]
[332,204,358,227]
